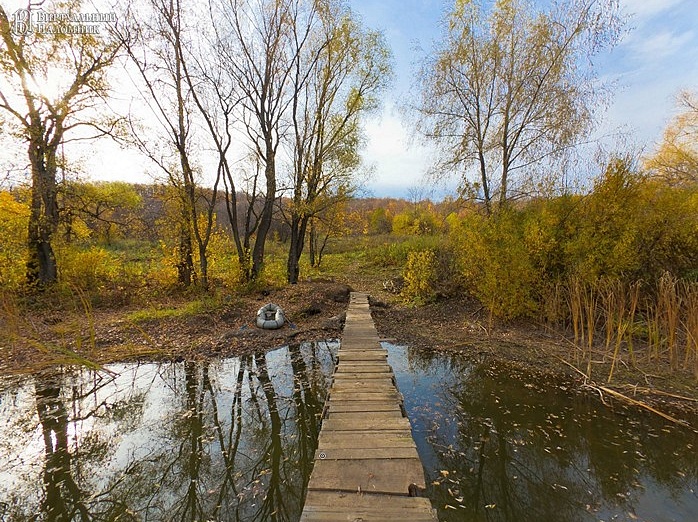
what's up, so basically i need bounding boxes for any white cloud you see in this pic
[621,0,684,21]
[361,110,433,197]
[630,29,695,62]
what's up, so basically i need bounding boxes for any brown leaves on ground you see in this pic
[1,280,351,375]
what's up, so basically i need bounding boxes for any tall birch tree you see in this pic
[286,0,390,283]
[416,0,623,213]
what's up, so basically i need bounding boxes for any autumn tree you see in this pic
[214,0,313,281]
[0,2,120,285]
[61,181,143,243]
[285,0,391,283]
[416,0,622,214]
[645,90,698,185]
[119,0,226,289]
[308,193,349,268]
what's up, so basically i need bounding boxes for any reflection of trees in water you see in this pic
[32,369,143,521]
[409,356,698,522]
[425,364,587,521]
[35,376,87,521]
[139,344,331,521]
[288,342,326,482]
[1,342,335,521]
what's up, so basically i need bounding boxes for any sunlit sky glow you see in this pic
[2,0,697,198]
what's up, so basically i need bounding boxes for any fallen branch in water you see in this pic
[554,355,697,433]
[616,384,698,403]
[594,384,696,432]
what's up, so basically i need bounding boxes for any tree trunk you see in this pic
[309,220,317,267]
[478,150,492,216]
[286,214,309,284]
[177,220,194,287]
[251,148,276,280]
[317,231,330,267]
[26,139,59,286]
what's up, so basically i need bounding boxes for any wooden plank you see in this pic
[301,509,436,522]
[331,380,395,390]
[306,458,426,494]
[333,372,395,379]
[339,348,386,355]
[325,401,402,413]
[327,410,403,420]
[338,352,387,361]
[322,417,412,432]
[328,392,402,402]
[301,492,436,522]
[317,430,417,449]
[328,388,400,397]
[339,341,382,349]
[332,372,395,382]
[335,363,391,373]
[314,447,420,460]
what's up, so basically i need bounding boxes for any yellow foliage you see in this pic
[447,157,698,322]
[58,246,119,290]
[644,90,698,185]
[392,209,441,236]
[402,250,438,305]
[0,192,29,289]
[450,209,539,319]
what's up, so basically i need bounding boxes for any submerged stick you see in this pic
[554,355,697,433]
[596,385,696,433]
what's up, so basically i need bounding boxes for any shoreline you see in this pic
[2,282,697,426]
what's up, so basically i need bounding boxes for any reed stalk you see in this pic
[602,278,618,351]
[582,281,597,378]
[625,281,641,365]
[605,279,639,382]
[645,298,660,363]
[658,272,680,371]
[682,282,698,379]
[568,275,582,349]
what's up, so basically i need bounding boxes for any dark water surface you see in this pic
[1,340,696,521]
[386,343,698,522]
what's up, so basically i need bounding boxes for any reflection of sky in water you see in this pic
[385,342,698,522]
[0,341,338,522]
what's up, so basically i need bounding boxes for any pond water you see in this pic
[0,341,696,522]
[0,342,337,521]
[386,343,698,522]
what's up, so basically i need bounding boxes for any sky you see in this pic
[353,0,698,197]
[2,0,698,198]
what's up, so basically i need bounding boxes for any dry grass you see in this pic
[562,273,698,383]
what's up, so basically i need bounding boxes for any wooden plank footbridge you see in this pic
[301,292,437,521]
